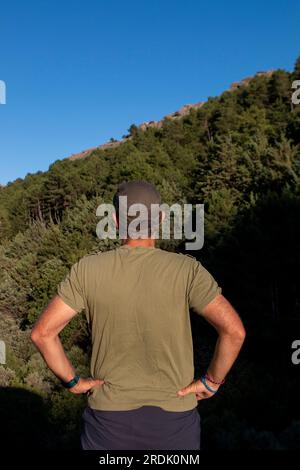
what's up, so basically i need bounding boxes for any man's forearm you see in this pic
[206,333,245,382]
[32,335,75,383]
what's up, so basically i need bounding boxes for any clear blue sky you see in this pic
[0,0,300,185]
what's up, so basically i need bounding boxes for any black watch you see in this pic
[62,374,80,389]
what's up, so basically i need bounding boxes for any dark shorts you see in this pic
[80,405,201,450]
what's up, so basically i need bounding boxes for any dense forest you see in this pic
[0,58,300,449]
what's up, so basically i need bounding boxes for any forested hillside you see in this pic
[0,58,300,449]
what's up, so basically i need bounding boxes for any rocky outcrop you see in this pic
[230,70,274,91]
[67,71,274,161]
[68,140,123,161]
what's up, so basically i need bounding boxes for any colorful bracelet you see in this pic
[200,376,218,394]
[205,373,225,385]
[62,374,80,389]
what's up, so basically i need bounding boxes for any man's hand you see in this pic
[69,377,105,395]
[178,294,245,402]
[177,379,220,401]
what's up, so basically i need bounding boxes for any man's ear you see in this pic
[112,211,119,228]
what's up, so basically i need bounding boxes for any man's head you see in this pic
[112,181,163,239]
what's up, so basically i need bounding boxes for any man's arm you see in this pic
[178,294,246,400]
[30,295,104,394]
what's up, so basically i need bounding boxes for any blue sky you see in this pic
[0,0,300,185]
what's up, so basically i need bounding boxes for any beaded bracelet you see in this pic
[205,372,225,385]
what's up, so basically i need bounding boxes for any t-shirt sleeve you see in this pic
[188,260,222,314]
[57,261,85,312]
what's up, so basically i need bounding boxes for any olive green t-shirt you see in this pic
[57,245,221,412]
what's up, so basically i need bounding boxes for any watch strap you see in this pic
[62,374,80,389]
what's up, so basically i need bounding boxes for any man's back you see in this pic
[57,245,221,412]
[31,180,244,451]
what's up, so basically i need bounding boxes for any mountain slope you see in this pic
[67,70,274,162]
[0,57,300,449]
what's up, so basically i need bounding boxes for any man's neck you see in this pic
[123,238,156,248]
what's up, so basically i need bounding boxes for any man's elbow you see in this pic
[231,324,246,344]
[30,327,49,346]
[30,327,40,345]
